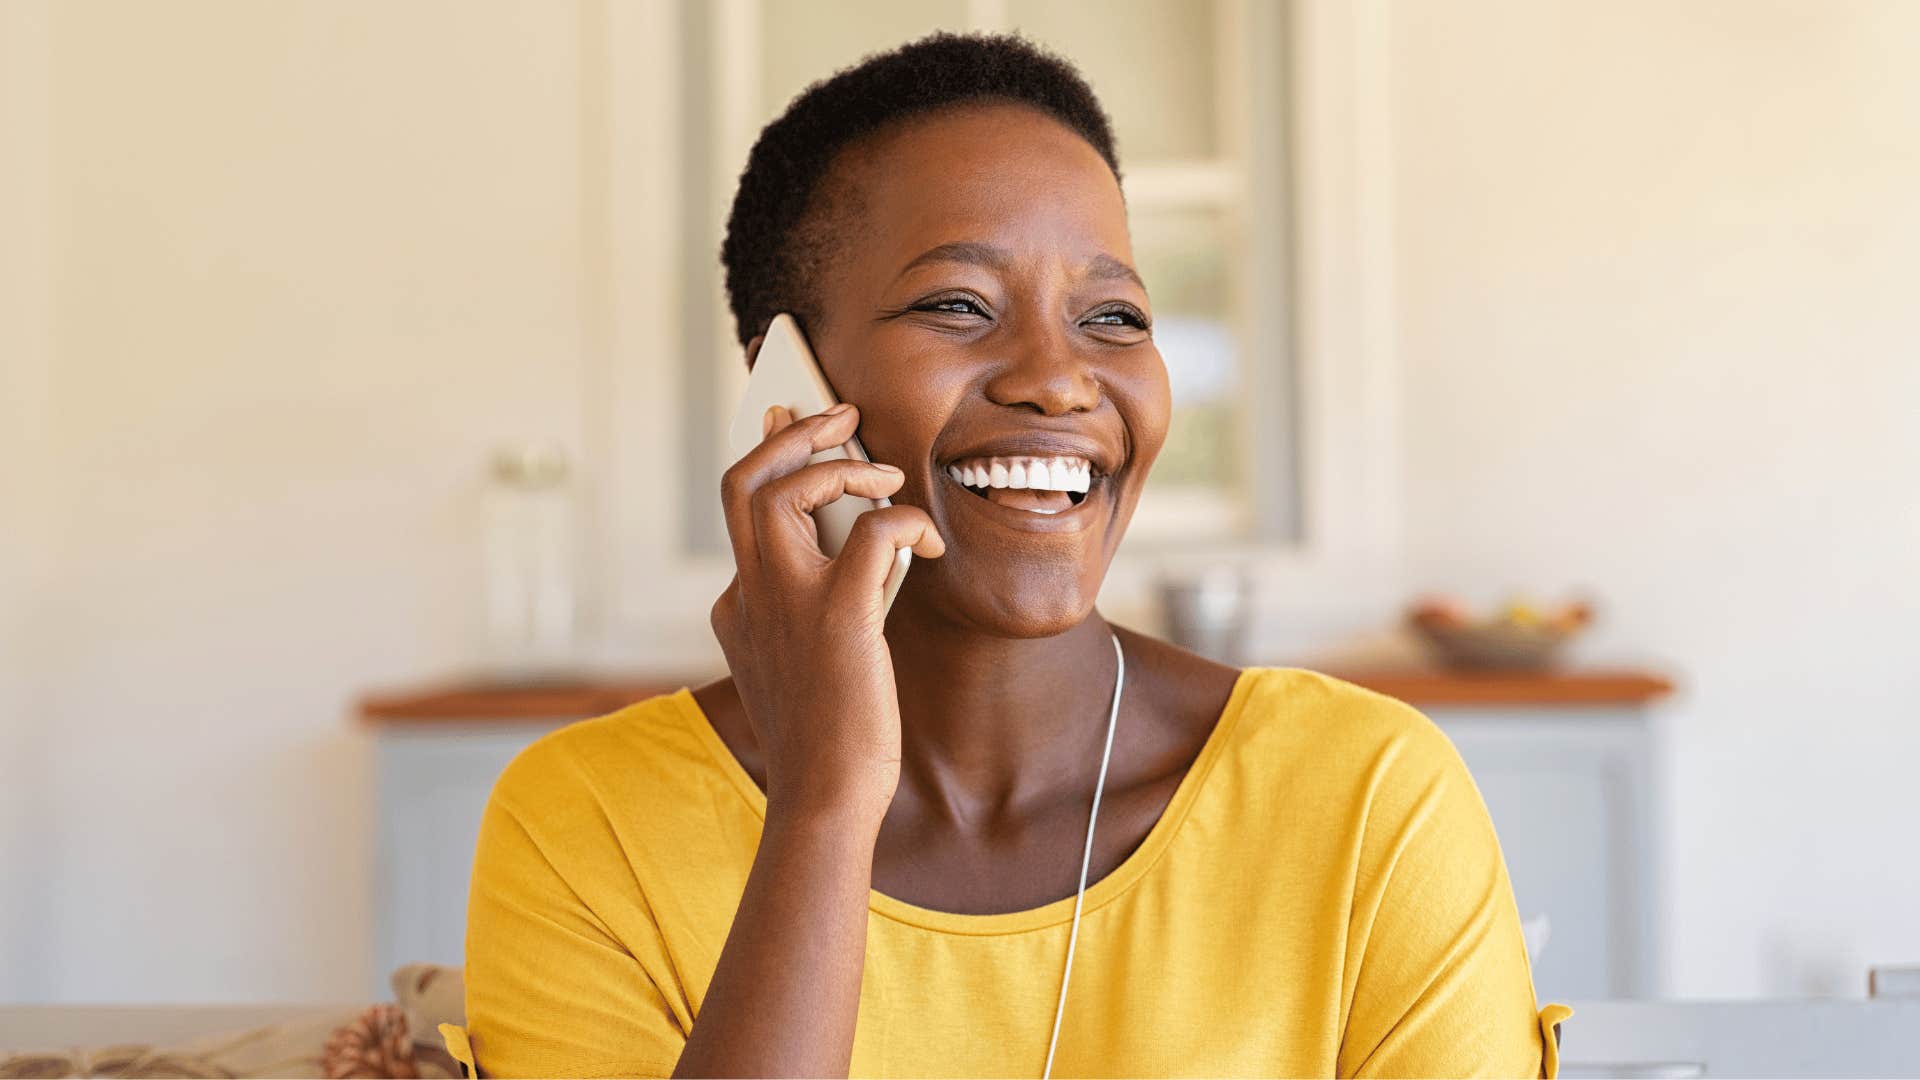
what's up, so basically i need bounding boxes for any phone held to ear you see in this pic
[728,313,912,612]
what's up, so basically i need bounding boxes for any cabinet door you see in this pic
[373,725,556,997]
[1431,708,1655,1001]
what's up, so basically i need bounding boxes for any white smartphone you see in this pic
[728,313,912,611]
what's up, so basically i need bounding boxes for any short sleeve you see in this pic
[1540,1002,1574,1078]
[1337,709,1561,1078]
[460,776,688,1078]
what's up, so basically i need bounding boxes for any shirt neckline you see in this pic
[668,666,1261,936]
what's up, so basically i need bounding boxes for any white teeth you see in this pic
[947,454,1101,501]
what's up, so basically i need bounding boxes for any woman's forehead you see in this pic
[830,104,1134,282]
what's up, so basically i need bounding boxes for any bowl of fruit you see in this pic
[1407,595,1593,671]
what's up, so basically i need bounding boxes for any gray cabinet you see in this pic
[372,724,562,999]
[1432,706,1658,1001]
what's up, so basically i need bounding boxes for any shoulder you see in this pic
[1220,668,1479,821]
[1113,626,1242,751]
[1232,667,1459,763]
[473,689,759,913]
[485,689,726,834]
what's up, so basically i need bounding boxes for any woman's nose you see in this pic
[983,326,1101,416]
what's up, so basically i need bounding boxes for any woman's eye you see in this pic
[915,296,988,317]
[1085,306,1150,331]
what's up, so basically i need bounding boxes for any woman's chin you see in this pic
[892,560,1102,639]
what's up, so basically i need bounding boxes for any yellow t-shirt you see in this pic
[451,668,1570,1078]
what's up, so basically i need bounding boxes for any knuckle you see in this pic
[775,413,823,443]
[709,590,738,634]
[719,462,752,503]
[749,472,790,515]
[847,505,909,546]
[847,508,886,540]
[769,462,845,508]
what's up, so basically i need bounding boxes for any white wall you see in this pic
[1388,0,1920,997]
[0,0,58,1005]
[7,0,1915,1006]
[1,0,611,1002]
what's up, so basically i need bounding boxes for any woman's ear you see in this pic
[744,334,766,372]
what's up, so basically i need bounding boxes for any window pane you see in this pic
[1006,0,1221,161]
[1130,205,1244,516]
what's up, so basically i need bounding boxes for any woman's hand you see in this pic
[710,402,945,828]
[679,405,939,1078]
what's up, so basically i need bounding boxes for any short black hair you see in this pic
[720,32,1120,349]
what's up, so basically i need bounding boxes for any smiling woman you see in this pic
[451,33,1564,1080]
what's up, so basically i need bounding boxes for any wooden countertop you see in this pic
[359,668,1672,725]
[1322,669,1673,707]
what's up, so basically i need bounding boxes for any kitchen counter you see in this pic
[359,667,1671,724]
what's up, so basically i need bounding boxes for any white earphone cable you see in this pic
[1042,631,1125,1080]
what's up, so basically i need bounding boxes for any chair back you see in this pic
[1560,998,1920,1078]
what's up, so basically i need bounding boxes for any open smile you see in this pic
[944,454,1095,513]
[936,453,1109,532]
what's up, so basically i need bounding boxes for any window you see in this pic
[599,0,1396,658]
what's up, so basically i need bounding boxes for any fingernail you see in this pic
[762,406,777,438]
[823,402,853,415]
[872,462,902,474]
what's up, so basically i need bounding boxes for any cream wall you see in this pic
[1,0,610,1001]
[1388,0,1920,996]
[5,0,1917,1004]
[0,0,58,1005]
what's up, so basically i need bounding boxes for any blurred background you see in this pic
[2,0,1916,1021]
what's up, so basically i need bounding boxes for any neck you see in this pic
[883,601,1120,825]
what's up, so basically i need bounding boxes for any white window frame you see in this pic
[590,0,1402,671]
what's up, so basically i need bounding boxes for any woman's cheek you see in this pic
[1123,357,1175,473]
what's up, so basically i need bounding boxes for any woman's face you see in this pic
[791,102,1170,637]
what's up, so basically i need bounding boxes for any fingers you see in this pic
[750,458,906,567]
[720,403,862,571]
[832,504,944,603]
[720,402,946,610]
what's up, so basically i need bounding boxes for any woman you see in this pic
[452,33,1566,1079]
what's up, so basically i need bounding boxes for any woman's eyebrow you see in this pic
[892,241,1011,282]
[1086,253,1145,290]
[892,242,1145,290]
